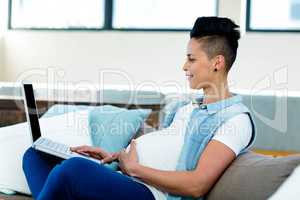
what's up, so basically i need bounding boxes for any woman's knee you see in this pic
[49,157,92,188]
[61,157,99,171]
[41,158,102,198]
[58,157,105,181]
[22,147,38,171]
[59,158,91,177]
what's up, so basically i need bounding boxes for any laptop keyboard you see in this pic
[33,137,101,164]
[35,138,71,155]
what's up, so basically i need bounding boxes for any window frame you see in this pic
[246,0,300,33]
[8,0,219,32]
[8,0,109,31]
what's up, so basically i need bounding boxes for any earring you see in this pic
[214,68,217,72]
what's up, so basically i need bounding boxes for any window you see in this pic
[9,0,218,31]
[9,0,105,29]
[247,0,300,32]
[113,0,218,30]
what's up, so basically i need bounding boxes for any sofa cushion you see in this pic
[206,151,300,200]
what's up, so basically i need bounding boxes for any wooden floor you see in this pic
[253,149,300,157]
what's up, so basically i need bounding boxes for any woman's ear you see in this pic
[213,55,226,71]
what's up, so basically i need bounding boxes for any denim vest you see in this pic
[163,94,256,200]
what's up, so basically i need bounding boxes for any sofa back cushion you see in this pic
[206,151,300,200]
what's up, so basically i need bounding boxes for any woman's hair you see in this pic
[190,17,240,72]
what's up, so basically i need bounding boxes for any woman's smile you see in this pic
[185,73,194,81]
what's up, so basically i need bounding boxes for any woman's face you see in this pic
[182,38,216,90]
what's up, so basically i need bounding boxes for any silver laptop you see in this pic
[22,83,101,164]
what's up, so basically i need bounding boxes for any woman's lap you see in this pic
[22,147,155,200]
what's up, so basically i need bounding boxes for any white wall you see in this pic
[0,0,7,81]
[234,33,300,91]
[0,39,3,81]
[2,0,300,91]
[3,31,188,88]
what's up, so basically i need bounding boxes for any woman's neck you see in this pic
[202,81,232,105]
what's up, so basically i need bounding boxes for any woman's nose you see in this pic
[182,61,188,71]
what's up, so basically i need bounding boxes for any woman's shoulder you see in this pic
[215,113,252,133]
[212,113,252,156]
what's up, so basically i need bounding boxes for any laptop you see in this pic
[22,83,101,164]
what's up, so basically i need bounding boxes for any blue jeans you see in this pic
[22,147,155,200]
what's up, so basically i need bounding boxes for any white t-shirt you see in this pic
[129,102,252,200]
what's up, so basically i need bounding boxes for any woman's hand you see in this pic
[118,140,140,176]
[70,145,118,163]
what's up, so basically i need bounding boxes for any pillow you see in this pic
[88,105,152,170]
[268,164,300,199]
[0,110,93,195]
[42,104,95,118]
[0,122,36,195]
[206,151,300,200]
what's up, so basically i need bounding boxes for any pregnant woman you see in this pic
[23,17,255,200]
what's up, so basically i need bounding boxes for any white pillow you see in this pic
[0,110,92,195]
[268,164,300,200]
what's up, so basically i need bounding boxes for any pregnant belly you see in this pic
[128,129,184,171]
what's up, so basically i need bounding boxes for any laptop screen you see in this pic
[23,84,41,142]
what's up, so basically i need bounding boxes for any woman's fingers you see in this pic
[101,153,118,164]
[129,139,137,155]
[70,146,82,152]
[71,146,92,157]
[71,145,101,154]
[118,149,127,162]
[70,146,100,158]
[70,145,90,152]
[94,148,111,158]
[70,145,113,161]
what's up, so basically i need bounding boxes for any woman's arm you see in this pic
[119,140,235,198]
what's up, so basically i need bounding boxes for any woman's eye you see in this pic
[188,58,195,62]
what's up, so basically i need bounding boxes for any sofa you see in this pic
[1,89,300,200]
[1,151,300,200]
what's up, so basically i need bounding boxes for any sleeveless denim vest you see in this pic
[163,94,256,200]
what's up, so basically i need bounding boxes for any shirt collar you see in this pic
[192,93,242,114]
